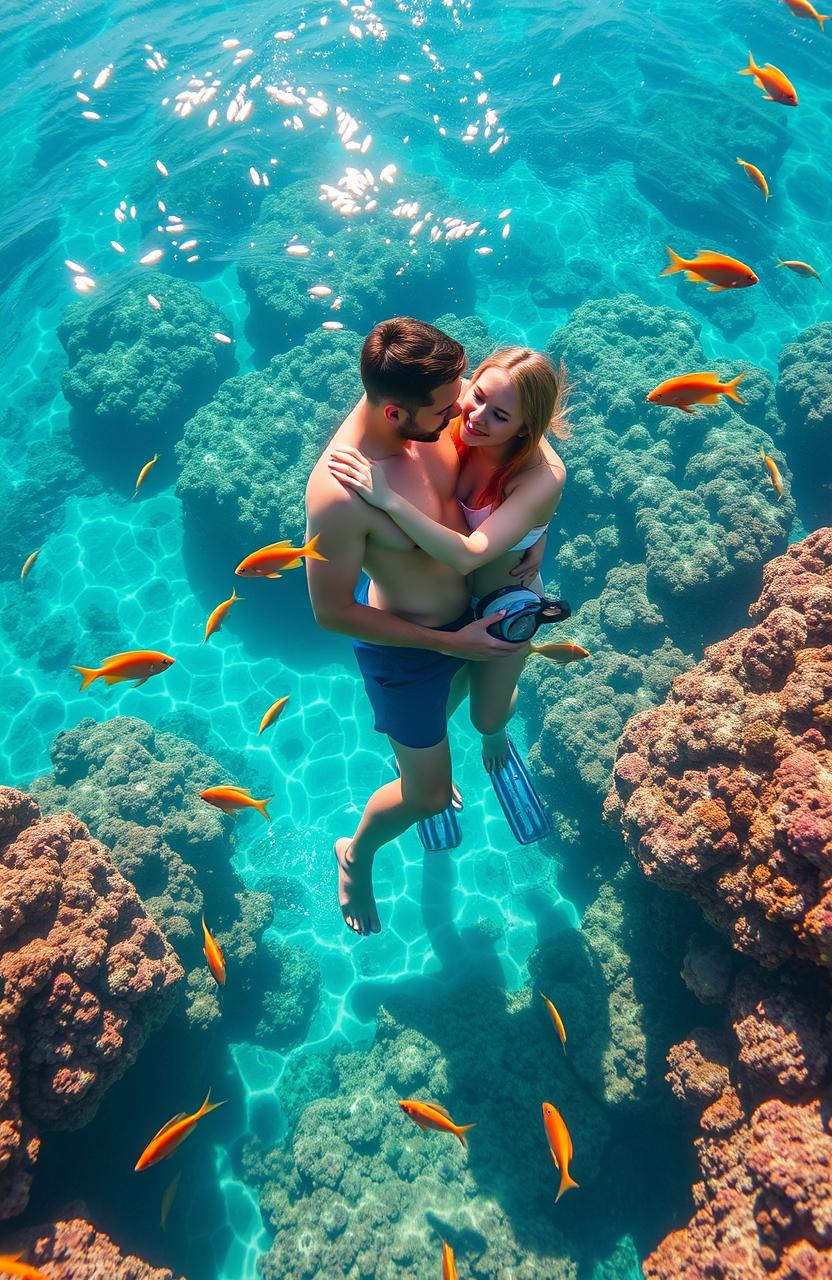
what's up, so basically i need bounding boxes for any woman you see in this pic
[328,346,569,772]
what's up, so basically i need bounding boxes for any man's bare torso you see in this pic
[307,404,470,626]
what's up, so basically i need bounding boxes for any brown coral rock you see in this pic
[666,1032,732,1108]
[646,1035,832,1280]
[605,528,832,968]
[1,1215,185,1278]
[0,788,182,1219]
[728,968,829,1096]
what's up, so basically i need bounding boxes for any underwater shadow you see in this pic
[16,1012,253,1280]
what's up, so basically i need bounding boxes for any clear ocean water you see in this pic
[1,0,829,1276]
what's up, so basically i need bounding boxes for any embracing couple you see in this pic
[305,317,568,936]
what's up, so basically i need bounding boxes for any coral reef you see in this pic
[0,787,182,1219]
[256,941,321,1047]
[521,557,694,870]
[645,1010,832,1280]
[777,322,832,526]
[238,179,475,354]
[728,967,829,1097]
[30,717,320,1043]
[518,296,794,852]
[57,277,236,453]
[547,294,792,607]
[605,528,832,969]
[602,530,832,1276]
[134,143,273,241]
[175,326,363,553]
[1,1216,184,1279]
[526,588,693,808]
[243,979,611,1279]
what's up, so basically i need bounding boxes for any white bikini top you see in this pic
[458,498,549,552]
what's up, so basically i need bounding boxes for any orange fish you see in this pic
[204,588,242,642]
[135,1090,225,1172]
[542,1103,579,1202]
[646,370,746,413]
[760,448,784,500]
[235,533,327,578]
[528,642,590,664]
[201,916,226,986]
[776,258,822,283]
[738,52,798,106]
[442,1241,457,1280]
[540,992,567,1053]
[160,1169,181,1229]
[0,1255,51,1280]
[781,0,828,28]
[258,695,290,735]
[398,1100,476,1147]
[736,157,769,201]
[661,246,759,291]
[20,549,41,582]
[133,453,158,498]
[200,785,272,822]
[72,649,175,691]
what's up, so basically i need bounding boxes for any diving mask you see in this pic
[474,586,571,643]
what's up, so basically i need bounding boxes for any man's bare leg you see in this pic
[335,736,454,936]
[444,664,470,808]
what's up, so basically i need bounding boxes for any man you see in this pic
[305,318,541,936]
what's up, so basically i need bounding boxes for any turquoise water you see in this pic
[1,0,829,1276]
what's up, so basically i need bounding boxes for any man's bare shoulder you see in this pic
[306,451,370,533]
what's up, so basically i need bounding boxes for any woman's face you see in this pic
[459,366,524,449]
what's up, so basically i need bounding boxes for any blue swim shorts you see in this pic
[352,576,474,750]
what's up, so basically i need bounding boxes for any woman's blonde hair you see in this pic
[450,346,571,508]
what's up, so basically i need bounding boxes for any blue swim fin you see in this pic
[416,805,462,852]
[489,735,552,845]
[392,760,462,852]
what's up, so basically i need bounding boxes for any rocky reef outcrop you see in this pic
[645,978,832,1280]
[605,527,832,969]
[528,861,697,1109]
[175,326,363,554]
[604,529,832,1277]
[57,277,236,459]
[30,716,320,1044]
[0,787,182,1219]
[0,1215,185,1278]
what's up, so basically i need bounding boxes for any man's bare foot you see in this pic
[334,838,381,936]
[482,729,510,773]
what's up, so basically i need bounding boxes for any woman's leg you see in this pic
[468,647,530,770]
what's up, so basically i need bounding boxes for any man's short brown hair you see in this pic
[360,317,466,408]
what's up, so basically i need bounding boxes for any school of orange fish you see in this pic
[7,0,828,1274]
